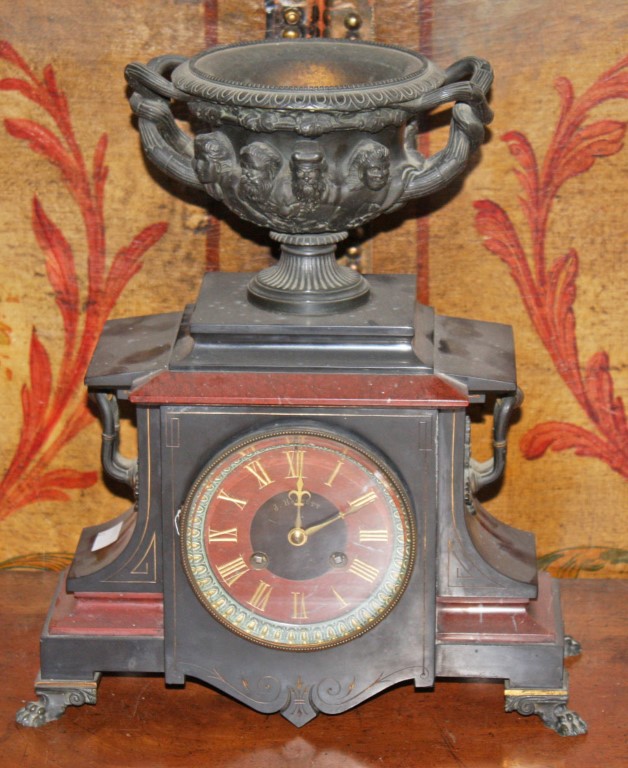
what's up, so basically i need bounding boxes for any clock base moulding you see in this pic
[19,569,582,731]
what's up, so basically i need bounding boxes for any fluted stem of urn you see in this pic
[247,233,370,315]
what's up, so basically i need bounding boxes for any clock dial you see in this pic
[181,426,415,650]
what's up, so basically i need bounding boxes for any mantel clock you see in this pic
[17,36,586,736]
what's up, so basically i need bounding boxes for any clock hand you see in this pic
[288,475,311,531]
[301,512,343,537]
[302,491,377,538]
[288,497,354,547]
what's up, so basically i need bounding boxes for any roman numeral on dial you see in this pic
[292,592,308,619]
[285,449,306,479]
[348,558,380,583]
[324,460,344,487]
[207,527,238,543]
[331,587,348,607]
[359,529,388,542]
[216,555,249,586]
[245,460,274,488]
[248,580,272,612]
[216,489,247,510]
[348,491,378,512]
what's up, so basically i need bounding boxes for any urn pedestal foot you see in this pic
[247,233,370,315]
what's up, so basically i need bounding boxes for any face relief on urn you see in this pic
[125,38,494,313]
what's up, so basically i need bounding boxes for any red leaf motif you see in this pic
[547,249,578,312]
[20,329,52,454]
[474,56,628,479]
[503,131,539,208]
[42,64,60,98]
[554,76,574,122]
[103,222,168,310]
[521,421,613,462]
[32,197,79,345]
[4,118,74,181]
[60,404,96,446]
[0,319,11,345]
[584,351,628,438]
[0,40,34,77]
[545,249,580,387]
[0,77,43,106]
[39,468,99,490]
[473,200,536,303]
[16,469,98,507]
[587,59,628,105]
[93,133,109,204]
[42,63,73,137]
[592,73,628,104]
[474,200,525,265]
[0,44,165,519]
[554,120,626,190]
[16,488,73,505]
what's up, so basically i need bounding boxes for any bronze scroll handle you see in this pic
[470,387,524,493]
[397,57,494,203]
[125,55,205,191]
[92,392,138,494]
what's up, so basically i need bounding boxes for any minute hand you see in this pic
[302,491,377,537]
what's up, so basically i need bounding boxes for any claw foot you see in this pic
[505,683,587,736]
[564,635,582,658]
[16,700,48,728]
[555,706,588,736]
[16,673,100,727]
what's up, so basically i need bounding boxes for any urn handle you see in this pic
[399,57,494,202]
[125,55,204,190]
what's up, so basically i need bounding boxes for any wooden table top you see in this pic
[1,572,625,767]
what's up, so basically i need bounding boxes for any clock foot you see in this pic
[16,672,100,727]
[504,676,587,736]
[564,634,582,657]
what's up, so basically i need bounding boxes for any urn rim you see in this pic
[171,38,445,112]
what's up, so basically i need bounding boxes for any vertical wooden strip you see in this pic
[204,0,219,45]
[203,1,221,272]
[371,2,420,275]
[310,1,323,37]
[416,0,433,304]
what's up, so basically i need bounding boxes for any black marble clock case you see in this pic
[18,272,584,733]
